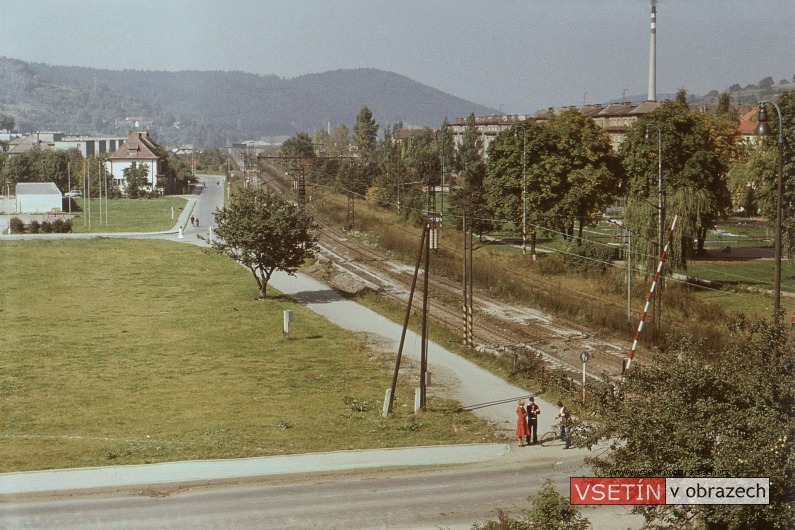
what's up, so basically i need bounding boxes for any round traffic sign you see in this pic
[579,351,590,363]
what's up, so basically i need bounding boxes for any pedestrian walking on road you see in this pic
[556,400,572,449]
[195,217,199,227]
[790,313,795,331]
[525,397,540,445]
[516,400,530,447]
[190,216,195,226]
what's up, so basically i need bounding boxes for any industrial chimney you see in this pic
[647,0,657,101]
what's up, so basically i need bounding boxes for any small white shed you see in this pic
[16,182,63,214]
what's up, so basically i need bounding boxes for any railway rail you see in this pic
[256,162,630,381]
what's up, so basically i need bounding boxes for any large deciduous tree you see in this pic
[485,119,553,257]
[209,188,317,299]
[586,318,794,530]
[761,91,795,254]
[484,111,618,256]
[543,110,620,241]
[280,132,316,159]
[620,100,731,267]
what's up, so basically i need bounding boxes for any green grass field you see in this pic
[67,197,188,233]
[0,239,495,472]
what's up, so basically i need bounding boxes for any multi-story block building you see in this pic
[450,100,663,158]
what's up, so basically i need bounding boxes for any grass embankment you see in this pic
[68,197,187,233]
[311,189,787,355]
[0,239,495,472]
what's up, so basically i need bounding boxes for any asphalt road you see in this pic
[0,446,640,529]
[0,174,643,529]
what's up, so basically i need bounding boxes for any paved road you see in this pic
[0,445,640,529]
[0,175,642,528]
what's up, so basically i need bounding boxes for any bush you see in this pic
[41,221,54,233]
[564,240,615,272]
[535,254,567,276]
[29,220,41,233]
[9,217,25,234]
[472,480,590,530]
[52,219,72,233]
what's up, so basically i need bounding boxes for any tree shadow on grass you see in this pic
[275,289,347,305]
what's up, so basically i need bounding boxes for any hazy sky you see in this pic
[4,0,793,113]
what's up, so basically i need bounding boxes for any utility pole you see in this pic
[419,215,439,409]
[627,230,632,322]
[462,212,474,348]
[514,125,527,256]
[98,156,102,226]
[388,223,429,414]
[420,217,431,410]
[67,161,71,215]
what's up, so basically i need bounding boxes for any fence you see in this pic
[503,345,613,409]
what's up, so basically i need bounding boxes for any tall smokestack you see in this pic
[647,0,657,101]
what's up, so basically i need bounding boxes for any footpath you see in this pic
[0,177,643,528]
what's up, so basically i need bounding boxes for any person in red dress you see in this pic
[516,399,530,446]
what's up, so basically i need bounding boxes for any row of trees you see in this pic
[210,97,794,528]
[0,144,197,197]
[281,91,794,273]
[266,97,795,529]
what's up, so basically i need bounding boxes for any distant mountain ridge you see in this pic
[0,57,498,147]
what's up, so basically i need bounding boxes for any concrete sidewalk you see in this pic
[269,268,557,435]
[0,444,509,497]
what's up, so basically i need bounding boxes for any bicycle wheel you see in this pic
[539,430,558,447]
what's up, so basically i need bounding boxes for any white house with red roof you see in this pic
[105,131,163,193]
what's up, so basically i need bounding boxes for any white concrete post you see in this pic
[283,310,293,339]
[382,389,391,417]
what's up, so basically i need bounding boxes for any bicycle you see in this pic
[540,425,565,447]
[539,421,577,447]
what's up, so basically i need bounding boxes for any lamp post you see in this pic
[755,101,785,318]
[515,125,527,256]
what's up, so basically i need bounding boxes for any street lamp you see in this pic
[514,125,527,256]
[755,101,785,318]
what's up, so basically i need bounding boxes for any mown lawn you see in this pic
[0,239,495,472]
[68,197,188,233]
[687,258,795,318]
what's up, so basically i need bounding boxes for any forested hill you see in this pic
[0,56,497,147]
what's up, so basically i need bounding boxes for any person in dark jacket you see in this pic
[525,397,540,445]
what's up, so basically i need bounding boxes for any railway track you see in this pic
[257,162,630,380]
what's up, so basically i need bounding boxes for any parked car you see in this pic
[64,189,82,198]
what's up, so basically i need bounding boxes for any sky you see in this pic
[3,0,793,114]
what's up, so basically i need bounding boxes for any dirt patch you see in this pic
[307,260,373,296]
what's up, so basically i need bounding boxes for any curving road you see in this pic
[0,174,642,529]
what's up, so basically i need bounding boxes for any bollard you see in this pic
[382,389,391,417]
[283,310,293,340]
[414,388,421,413]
